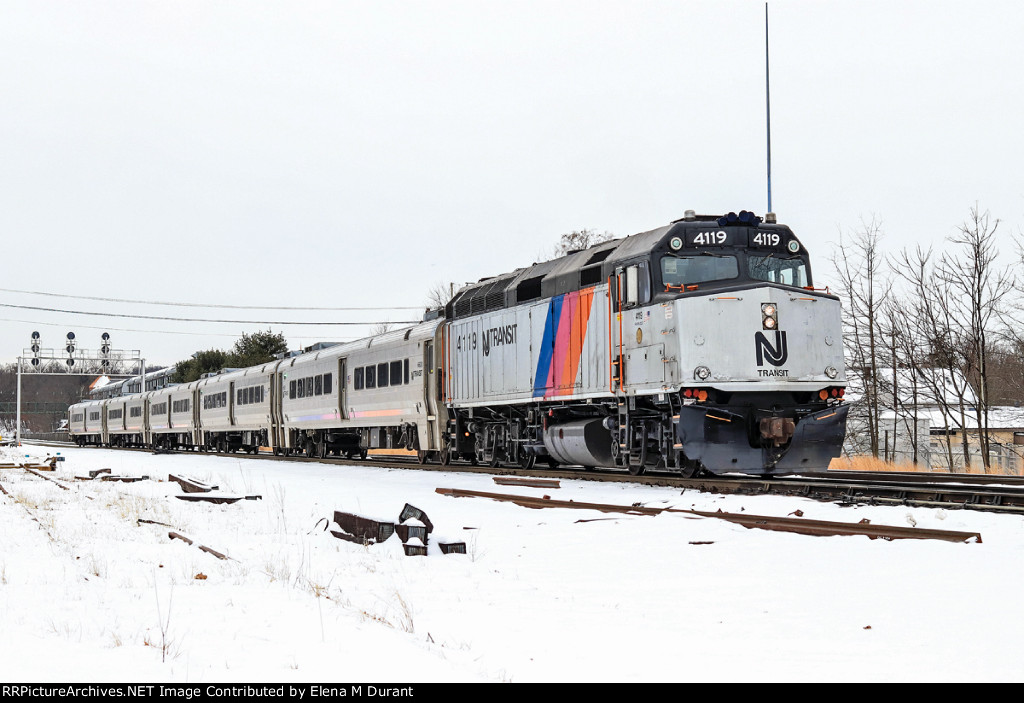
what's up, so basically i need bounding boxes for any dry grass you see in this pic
[830,455,1011,475]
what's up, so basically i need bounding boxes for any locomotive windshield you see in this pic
[747,254,809,287]
[661,254,739,287]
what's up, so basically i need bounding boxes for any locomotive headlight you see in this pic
[825,366,838,379]
[669,236,683,251]
[787,240,800,253]
[694,365,711,381]
[761,302,778,330]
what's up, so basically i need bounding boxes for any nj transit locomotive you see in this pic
[69,211,848,476]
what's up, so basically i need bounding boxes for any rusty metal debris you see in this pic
[89,468,111,479]
[167,530,231,560]
[168,531,194,545]
[332,511,395,544]
[1,456,62,471]
[492,477,561,489]
[24,468,70,490]
[329,503,464,556]
[435,487,982,543]
[395,523,428,544]
[138,518,174,527]
[435,487,663,515]
[402,543,428,557]
[175,494,262,504]
[168,474,218,493]
[398,503,434,533]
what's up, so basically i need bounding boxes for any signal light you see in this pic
[697,390,708,401]
[819,390,829,400]
[683,388,693,398]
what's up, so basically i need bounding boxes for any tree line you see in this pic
[832,205,1023,472]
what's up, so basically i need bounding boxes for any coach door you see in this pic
[229,382,236,426]
[269,371,284,450]
[337,358,348,419]
[423,340,439,451]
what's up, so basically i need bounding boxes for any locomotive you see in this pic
[69,210,847,476]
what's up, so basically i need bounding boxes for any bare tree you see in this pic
[891,206,1012,472]
[552,228,615,258]
[425,280,457,310]
[934,206,1012,470]
[831,217,891,457]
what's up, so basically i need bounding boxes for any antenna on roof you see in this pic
[765,2,773,214]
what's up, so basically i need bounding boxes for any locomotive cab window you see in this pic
[661,254,739,288]
[747,255,809,288]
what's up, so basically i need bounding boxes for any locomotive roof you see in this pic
[446,214,803,319]
[444,225,675,319]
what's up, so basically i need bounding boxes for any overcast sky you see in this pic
[2,1,1022,367]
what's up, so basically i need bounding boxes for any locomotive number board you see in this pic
[676,229,796,250]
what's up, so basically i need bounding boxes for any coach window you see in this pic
[354,368,364,390]
[290,380,297,398]
[365,365,376,389]
[378,362,389,387]
[403,359,409,384]
[390,361,402,386]
[305,377,314,397]
[324,373,333,395]
[315,375,323,396]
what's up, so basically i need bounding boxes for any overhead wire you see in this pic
[0,302,419,326]
[0,286,424,311]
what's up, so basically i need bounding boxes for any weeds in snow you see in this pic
[153,580,181,663]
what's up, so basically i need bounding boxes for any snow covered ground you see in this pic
[1,443,1022,683]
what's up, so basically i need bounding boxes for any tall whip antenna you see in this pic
[765,2,773,214]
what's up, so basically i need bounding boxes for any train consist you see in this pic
[69,210,848,476]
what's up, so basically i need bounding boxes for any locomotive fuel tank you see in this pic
[542,419,614,467]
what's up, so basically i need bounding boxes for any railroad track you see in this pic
[25,440,1024,515]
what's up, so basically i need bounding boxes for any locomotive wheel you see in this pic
[679,459,702,478]
[416,449,429,465]
[628,462,646,476]
[439,446,452,466]
[518,453,536,470]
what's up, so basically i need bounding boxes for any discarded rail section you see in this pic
[435,488,983,543]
